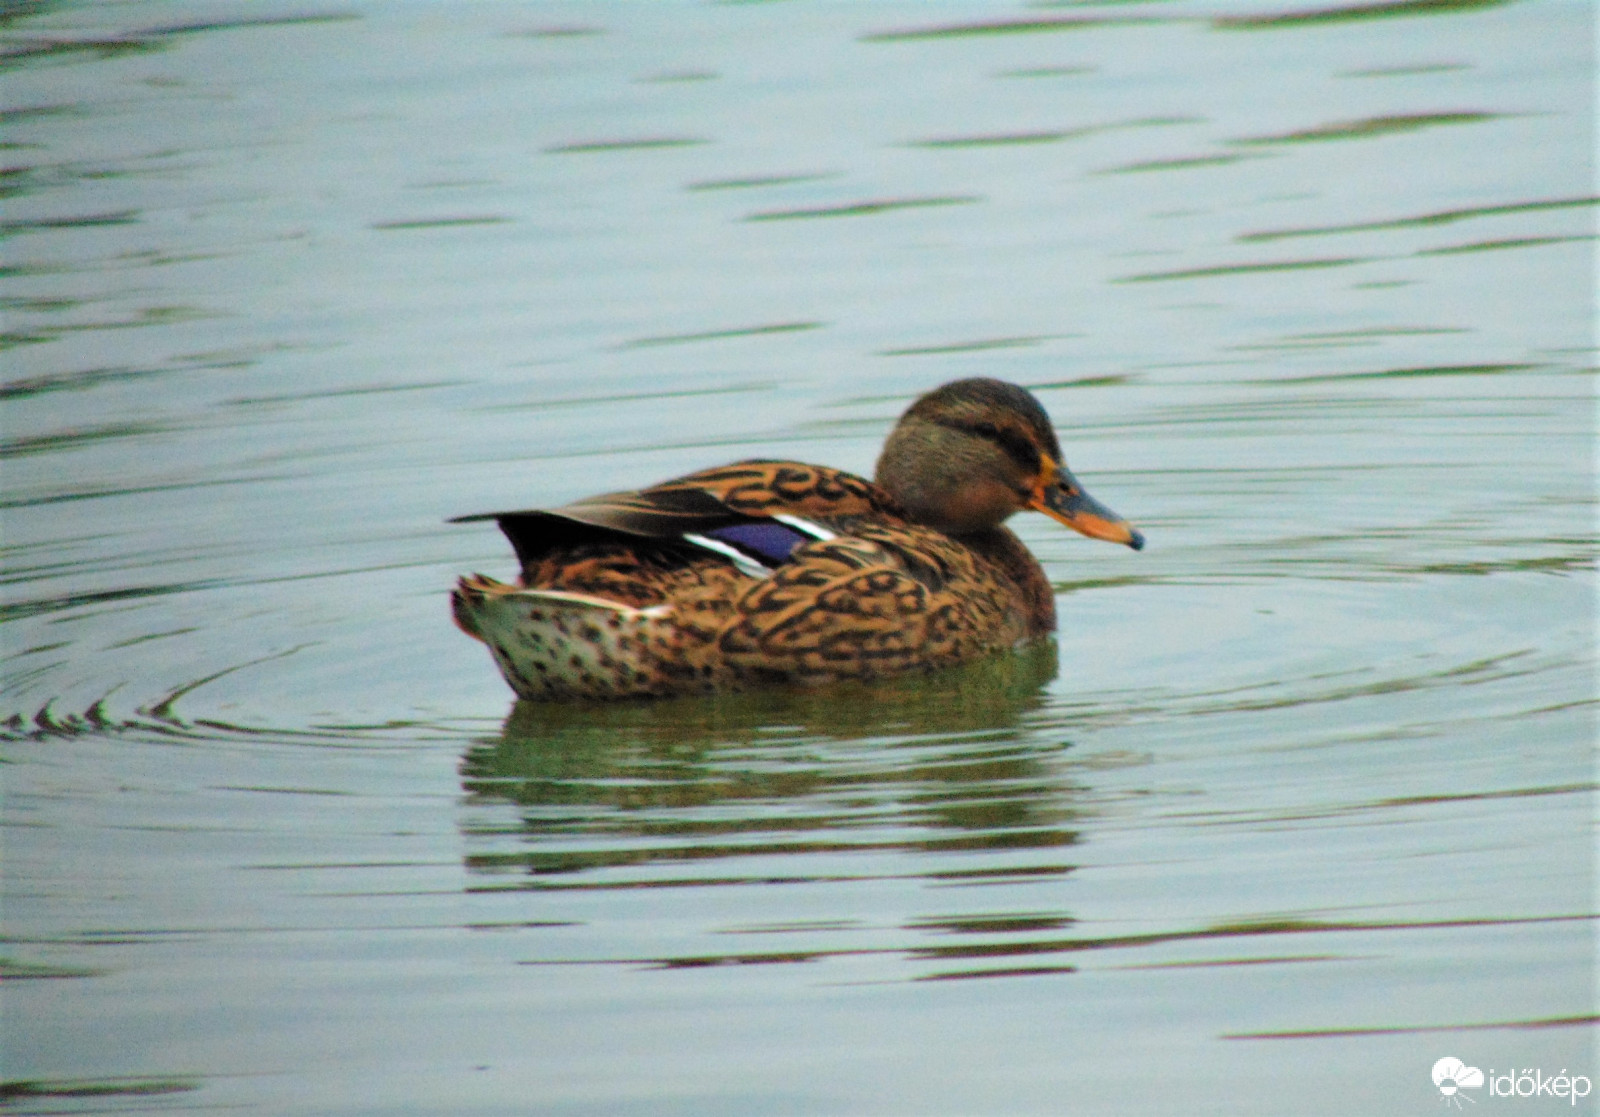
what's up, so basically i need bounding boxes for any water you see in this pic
[2,1,1595,1113]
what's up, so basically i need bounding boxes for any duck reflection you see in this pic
[459,642,1093,880]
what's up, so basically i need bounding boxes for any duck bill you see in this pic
[1032,470,1145,550]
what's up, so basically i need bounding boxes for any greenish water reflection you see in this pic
[462,643,1077,878]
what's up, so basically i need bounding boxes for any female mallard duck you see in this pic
[452,378,1143,700]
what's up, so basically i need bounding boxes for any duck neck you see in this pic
[959,526,1056,636]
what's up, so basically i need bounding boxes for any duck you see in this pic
[451,377,1143,700]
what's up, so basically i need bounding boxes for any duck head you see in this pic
[874,377,1144,548]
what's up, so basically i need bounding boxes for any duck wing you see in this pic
[451,460,897,570]
[452,485,736,568]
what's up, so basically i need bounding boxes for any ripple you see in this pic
[0,210,138,233]
[1213,0,1513,29]
[637,70,717,85]
[860,15,1158,42]
[0,304,218,340]
[686,172,835,191]
[0,1077,201,1102]
[481,381,774,412]
[1225,1012,1599,1040]
[0,13,340,68]
[1097,153,1262,175]
[0,958,101,980]
[917,965,1076,981]
[1417,234,1593,255]
[544,137,707,154]
[1,691,460,749]
[744,196,980,221]
[1030,647,1585,733]
[879,336,1050,357]
[0,420,172,460]
[369,215,513,230]
[911,912,1074,935]
[0,104,85,125]
[1341,62,1473,77]
[618,321,822,349]
[504,25,604,39]
[0,580,213,624]
[0,364,171,402]
[1115,257,1368,283]
[1271,362,1542,383]
[0,645,456,747]
[1232,110,1501,145]
[910,116,1196,150]
[0,473,263,510]
[996,66,1096,79]
[511,912,1597,981]
[1236,195,1597,243]
[910,128,1097,149]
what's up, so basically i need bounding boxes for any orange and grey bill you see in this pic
[1031,467,1145,550]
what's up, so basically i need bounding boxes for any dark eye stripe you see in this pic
[926,415,1041,473]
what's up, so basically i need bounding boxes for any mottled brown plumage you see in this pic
[452,378,1142,700]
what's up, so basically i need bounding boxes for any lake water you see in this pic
[2,1,1595,1113]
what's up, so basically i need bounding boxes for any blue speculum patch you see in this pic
[702,521,811,564]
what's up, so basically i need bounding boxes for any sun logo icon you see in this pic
[1432,1057,1484,1108]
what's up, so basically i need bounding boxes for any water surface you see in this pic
[2,1,1595,1114]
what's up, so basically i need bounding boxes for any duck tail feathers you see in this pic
[451,576,679,699]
